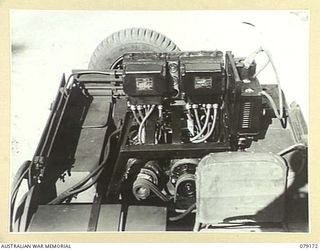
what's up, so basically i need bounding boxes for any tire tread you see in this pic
[88,28,180,70]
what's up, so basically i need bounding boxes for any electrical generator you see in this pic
[11,28,308,232]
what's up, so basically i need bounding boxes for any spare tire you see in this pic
[88,28,180,70]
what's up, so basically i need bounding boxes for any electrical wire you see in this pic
[130,105,142,125]
[186,114,195,136]
[48,129,121,204]
[193,107,202,132]
[138,105,155,144]
[277,143,308,181]
[244,47,284,120]
[190,107,211,141]
[136,107,146,142]
[192,106,218,143]
[186,106,193,120]
[50,129,120,204]
[186,114,193,121]
[253,59,270,78]
[186,105,195,136]
[158,105,163,119]
[11,71,120,225]
[169,203,196,221]
[278,143,307,157]
[49,163,108,204]
[263,49,284,119]
[137,107,144,120]
[145,105,151,113]
[132,110,141,125]
[260,90,283,120]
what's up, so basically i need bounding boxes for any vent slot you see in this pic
[241,102,252,129]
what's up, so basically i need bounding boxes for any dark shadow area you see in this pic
[255,148,308,232]
[38,85,93,204]
[11,43,27,55]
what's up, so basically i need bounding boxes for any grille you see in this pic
[241,102,252,129]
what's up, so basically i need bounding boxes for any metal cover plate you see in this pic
[28,204,121,232]
[125,206,167,231]
[196,152,288,224]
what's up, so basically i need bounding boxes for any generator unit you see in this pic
[11,28,308,233]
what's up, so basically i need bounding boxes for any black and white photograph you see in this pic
[10,10,309,233]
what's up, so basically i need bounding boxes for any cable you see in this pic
[132,111,141,125]
[49,129,120,204]
[130,106,141,125]
[244,47,284,120]
[138,109,144,120]
[190,106,211,141]
[278,143,307,180]
[185,104,195,136]
[263,48,284,119]
[186,114,195,136]
[158,105,163,119]
[186,114,193,121]
[260,90,283,120]
[138,105,155,144]
[137,105,145,143]
[193,106,202,132]
[192,105,218,143]
[253,59,270,78]
[58,168,104,203]
[48,162,100,204]
[278,143,307,157]
[169,203,196,222]
[144,105,151,113]
[243,47,263,68]
[48,129,121,204]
